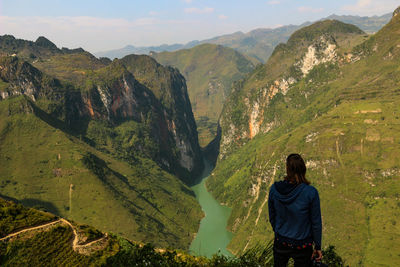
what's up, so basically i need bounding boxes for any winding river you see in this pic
[189,160,233,258]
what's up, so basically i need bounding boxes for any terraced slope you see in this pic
[152,44,255,146]
[208,13,400,266]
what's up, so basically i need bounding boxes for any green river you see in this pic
[189,160,233,258]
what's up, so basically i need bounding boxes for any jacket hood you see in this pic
[271,180,306,204]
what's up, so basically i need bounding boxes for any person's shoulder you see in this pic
[269,182,277,192]
[303,183,319,196]
[269,182,282,196]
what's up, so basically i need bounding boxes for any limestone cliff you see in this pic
[120,55,203,178]
[218,20,365,159]
[0,50,203,182]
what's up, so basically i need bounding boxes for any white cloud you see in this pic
[267,1,280,5]
[298,6,324,13]
[218,14,228,20]
[0,16,159,30]
[184,7,214,14]
[149,11,158,16]
[0,15,238,52]
[0,15,174,51]
[341,0,399,16]
[182,0,193,3]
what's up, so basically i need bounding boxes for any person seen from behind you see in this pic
[268,153,322,267]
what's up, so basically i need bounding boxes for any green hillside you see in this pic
[152,44,255,146]
[0,95,202,249]
[208,13,400,266]
[0,197,187,266]
[33,52,108,86]
[0,37,205,249]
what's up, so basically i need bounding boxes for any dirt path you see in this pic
[0,218,108,254]
[0,220,63,242]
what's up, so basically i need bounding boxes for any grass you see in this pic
[32,52,106,86]
[210,100,400,265]
[0,79,9,92]
[0,226,100,266]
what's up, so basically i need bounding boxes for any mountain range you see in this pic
[95,13,391,63]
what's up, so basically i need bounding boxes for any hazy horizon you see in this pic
[0,0,398,53]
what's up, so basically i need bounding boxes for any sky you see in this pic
[0,0,399,53]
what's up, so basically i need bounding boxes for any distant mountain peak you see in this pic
[35,36,58,50]
[287,19,364,46]
[0,34,16,41]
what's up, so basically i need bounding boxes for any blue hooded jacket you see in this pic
[268,180,322,249]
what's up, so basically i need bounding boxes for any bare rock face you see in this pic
[118,55,203,179]
[298,36,337,76]
[393,6,400,17]
[0,56,42,101]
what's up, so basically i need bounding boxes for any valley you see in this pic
[151,44,255,146]
[0,4,400,266]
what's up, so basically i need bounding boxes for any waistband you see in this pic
[275,233,313,250]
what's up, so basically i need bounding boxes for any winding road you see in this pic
[0,218,109,254]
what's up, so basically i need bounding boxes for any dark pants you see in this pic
[273,241,313,267]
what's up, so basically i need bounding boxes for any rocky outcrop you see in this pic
[0,56,42,101]
[119,55,203,179]
[0,56,84,124]
[393,6,400,17]
[297,36,337,76]
[0,54,203,182]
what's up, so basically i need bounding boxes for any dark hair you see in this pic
[285,154,310,185]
